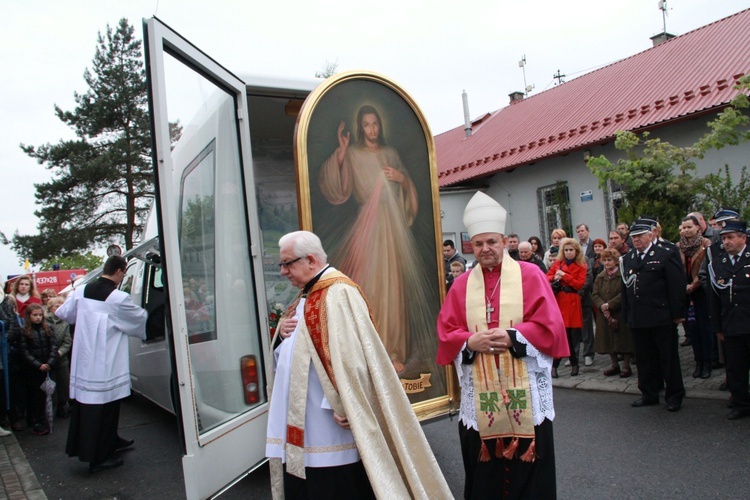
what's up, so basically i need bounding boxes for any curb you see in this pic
[0,433,47,500]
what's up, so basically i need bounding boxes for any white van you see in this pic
[121,18,320,499]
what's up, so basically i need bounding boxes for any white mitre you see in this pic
[463,192,507,238]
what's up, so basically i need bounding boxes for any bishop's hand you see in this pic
[468,328,511,354]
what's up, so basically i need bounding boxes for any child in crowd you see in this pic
[450,261,465,279]
[47,297,72,418]
[446,261,466,292]
[546,247,559,269]
[40,289,58,313]
[18,304,58,435]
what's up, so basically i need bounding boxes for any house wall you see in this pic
[439,112,749,253]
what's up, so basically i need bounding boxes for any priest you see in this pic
[56,255,147,473]
[266,230,451,499]
[437,192,568,499]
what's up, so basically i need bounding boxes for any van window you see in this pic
[179,142,217,344]
[144,265,165,342]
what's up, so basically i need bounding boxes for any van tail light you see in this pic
[240,355,260,405]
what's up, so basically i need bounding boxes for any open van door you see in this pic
[144,18,271,499]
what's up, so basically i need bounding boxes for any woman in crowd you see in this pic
[678,215,713,379]
[547,238,587,377]
[0,286,17,436]
[543,229,566,265]
[10,276,41,317]
[528,236,545,260]
[47,297,72,418]
[2,295,27,431]
[592,248,633,377]
[591,238,607,278]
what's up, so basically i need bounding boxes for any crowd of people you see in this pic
[443,207,749,419]
[0,257,148,476]
[0,276,71,437]
[0,196,745,497]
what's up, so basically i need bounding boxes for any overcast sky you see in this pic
[2,0,748,279]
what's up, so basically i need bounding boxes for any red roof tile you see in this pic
[436,9,750,187]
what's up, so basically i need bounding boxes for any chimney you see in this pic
[509,91,525,105]
[649,31,676,47]
[462,90,472,138]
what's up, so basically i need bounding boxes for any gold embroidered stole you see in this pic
[466,258,535,459]
[284,271,375,479]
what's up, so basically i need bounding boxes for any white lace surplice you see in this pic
[454,330,555,429]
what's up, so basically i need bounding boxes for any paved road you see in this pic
[13,385,749,499]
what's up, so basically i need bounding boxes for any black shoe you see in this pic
[700,365,712,379]
[727,397,734,409]
[551,367,558,379]
[115,438,135,452]
[667,401,682,412]
[719,381,728,391]
[692,363,702,378]
[89,457,124,473]
[32,424,50,436]
[570,365,579,377]
[711,361,724,369]
[631,398,658,408]
[727,409,750,420]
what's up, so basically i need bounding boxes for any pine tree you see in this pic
[14,18,154,264]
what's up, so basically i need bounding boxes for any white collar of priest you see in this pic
[302,264,332,296]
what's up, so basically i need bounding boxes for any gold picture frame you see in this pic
[294,71,455,418]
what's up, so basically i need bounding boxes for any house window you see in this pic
[603,179,625,233]
[537,182,572,246]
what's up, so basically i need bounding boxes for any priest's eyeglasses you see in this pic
[278,257,303,269]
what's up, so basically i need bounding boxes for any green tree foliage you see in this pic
[587,75,750,241]
[12,19,154,264]
[40,252,104,272]
[700,165,750,221]
[315,60,339,79]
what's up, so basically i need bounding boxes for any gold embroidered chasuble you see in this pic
[466,258,536,459]
[269,271,451,499]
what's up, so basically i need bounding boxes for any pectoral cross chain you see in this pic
[485,274,501,325]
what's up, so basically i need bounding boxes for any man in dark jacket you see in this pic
[622,220,686,412]
[708,221,750,419]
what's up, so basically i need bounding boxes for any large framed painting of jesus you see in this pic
[294,71,453,416]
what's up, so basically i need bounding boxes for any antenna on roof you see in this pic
[518,55,534,96]
[658,0,669,34]
[553,69,566,85]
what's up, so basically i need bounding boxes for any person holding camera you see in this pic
[547,238,588,377]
